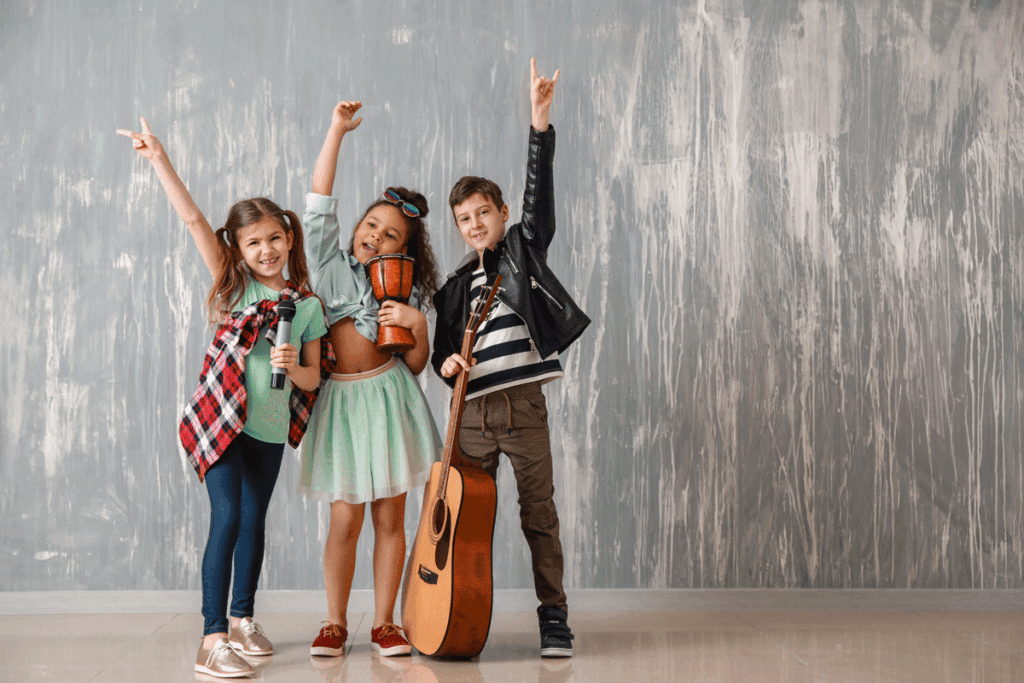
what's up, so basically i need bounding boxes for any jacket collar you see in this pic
[448,250,480,280]
[447,240,506,280]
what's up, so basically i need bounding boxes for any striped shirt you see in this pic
[465,267,563,400]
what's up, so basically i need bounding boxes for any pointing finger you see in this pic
[140,116,151,134]
[531,57,537,82]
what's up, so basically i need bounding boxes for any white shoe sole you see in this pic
[310,645,345,656]
[541,647,573,658]
[372,642,412,657]
[194,663,253,677]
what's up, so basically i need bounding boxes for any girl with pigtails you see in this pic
[119,118,331,678]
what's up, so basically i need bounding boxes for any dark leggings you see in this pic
[201,432,284,635]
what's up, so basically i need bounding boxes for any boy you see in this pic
[431,59,590,658]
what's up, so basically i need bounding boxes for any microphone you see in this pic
[270,299,297,390]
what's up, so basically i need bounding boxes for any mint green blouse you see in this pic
[233,277,327,444]
[303,192,421,343]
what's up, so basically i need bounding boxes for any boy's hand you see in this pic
[270,343,301,375]
[332,101,363,134]
[440,353,476,378]
[530,58,559,132]
[117,116,165,161]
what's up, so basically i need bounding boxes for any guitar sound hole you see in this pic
[433,500,451,571]
[431,499,447,536]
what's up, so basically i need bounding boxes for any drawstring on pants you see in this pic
[480,392,514,436]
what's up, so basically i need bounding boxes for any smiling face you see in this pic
[453,192,509,259]
[236,215,293,289]
[351,203,410,264]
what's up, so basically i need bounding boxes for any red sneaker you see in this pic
[310,622,347,657]
[370,624,412,657]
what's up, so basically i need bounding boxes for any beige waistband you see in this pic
[329,356,397,382]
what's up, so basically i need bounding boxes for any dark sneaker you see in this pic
[538,606,574,658]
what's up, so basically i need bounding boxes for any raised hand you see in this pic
[313,101,362,195]
[116,116,165,161]
[530,58,559,131]
[332,100,363,134]
[117,115,221,277]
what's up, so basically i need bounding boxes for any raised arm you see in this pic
[520,59,559,250]
[312,101,363,196]
[530,57,559,132]
[118,117,222,277]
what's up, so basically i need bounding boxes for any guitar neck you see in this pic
[435,273,501,497]
[437,330,475,495]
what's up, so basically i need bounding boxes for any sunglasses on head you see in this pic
[381,189,421,218]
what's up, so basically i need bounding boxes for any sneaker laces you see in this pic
[241,619,266,638]
[320,621,346,638]
[375,623,404,639]
[208,639,236,664]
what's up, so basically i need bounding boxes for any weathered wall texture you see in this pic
[1,0,1022,592]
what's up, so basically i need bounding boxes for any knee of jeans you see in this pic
[211,505,242,535]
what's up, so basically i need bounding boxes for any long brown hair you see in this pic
[206,197,309,328]
[350,186,440,308]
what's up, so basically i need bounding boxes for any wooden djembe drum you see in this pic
[366,254,417,353]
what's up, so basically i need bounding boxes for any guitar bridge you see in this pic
[418,565,439,584]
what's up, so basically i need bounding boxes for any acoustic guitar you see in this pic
[401,273,502,658]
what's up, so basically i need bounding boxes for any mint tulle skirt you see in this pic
[299,357,441,504]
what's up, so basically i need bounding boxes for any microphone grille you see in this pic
[276,299,297,321]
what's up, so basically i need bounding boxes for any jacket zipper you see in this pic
[504,252,521,274]
[531,276,564,310]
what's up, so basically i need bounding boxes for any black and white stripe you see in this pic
[465,268,562,400]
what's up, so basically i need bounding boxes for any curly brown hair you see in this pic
[348,186,440,308]
[206,197,309,328]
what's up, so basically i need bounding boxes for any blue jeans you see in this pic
[201,432,284,635]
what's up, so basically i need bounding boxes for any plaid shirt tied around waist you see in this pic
[178,286,335,482]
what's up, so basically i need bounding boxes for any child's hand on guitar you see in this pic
[440,353,476,378]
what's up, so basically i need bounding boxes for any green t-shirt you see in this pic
[232,278,328,444]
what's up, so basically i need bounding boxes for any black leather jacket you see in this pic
[431,126,591,387]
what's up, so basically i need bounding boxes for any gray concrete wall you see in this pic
[2,0,1022,593]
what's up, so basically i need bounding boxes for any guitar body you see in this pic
[401,272,502,659]
[402,461,496,658]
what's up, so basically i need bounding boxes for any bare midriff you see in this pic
[328,317,393,374]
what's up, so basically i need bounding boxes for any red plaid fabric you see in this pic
[178,286,335,482]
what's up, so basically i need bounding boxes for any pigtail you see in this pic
[281,209,310,291]
[206,227,248,328]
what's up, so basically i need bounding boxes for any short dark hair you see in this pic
[448,176,505,218]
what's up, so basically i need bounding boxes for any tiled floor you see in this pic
[1,609,1021,682]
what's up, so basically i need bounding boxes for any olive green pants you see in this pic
[458,381,567,611]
